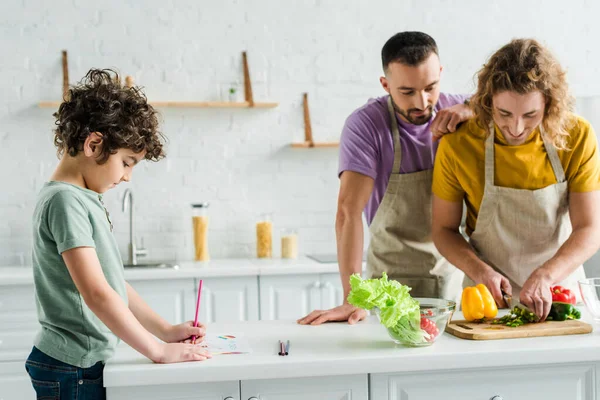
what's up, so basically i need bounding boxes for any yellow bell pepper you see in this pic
[461,284,498,321]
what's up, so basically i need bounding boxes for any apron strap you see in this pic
[540,127,567,183]
[485,123,496,186]
[387,96,403,174]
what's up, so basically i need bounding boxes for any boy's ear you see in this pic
[83,132,104,158]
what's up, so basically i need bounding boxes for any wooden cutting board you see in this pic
[446,319,593,340]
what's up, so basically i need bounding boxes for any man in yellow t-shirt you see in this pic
[432,38,600,321]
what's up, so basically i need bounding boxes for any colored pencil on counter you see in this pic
[191,279,203,344]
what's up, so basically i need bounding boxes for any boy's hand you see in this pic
[153,342,212,363]
[163,321,206,344]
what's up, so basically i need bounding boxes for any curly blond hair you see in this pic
[470,38,574,150]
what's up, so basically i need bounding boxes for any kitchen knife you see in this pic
[502,290,540,322]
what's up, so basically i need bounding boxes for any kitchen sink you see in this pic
[123,262,179,270]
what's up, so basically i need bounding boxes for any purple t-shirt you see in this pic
[338,93,469,225]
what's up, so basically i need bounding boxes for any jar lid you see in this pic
[191,203,210,208]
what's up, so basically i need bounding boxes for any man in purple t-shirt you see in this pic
[299,32,472,326]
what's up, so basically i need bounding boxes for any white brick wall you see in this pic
[1,0,600,266]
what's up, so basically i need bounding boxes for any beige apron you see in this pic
[366,97,464,302]
[467,124,586,303]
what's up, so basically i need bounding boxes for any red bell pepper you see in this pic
[550,286,576,305]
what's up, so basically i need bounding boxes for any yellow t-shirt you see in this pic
[433,115,600,235]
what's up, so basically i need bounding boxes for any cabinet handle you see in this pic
[322,282,333,289]
[248,397,259,400]
[312,281,321,289]
[223,397,235,400]
[490,396,503,400]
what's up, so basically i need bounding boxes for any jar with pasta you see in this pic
[192,203,210,262]
[256,214,273,258]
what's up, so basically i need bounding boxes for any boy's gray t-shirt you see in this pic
[32,181,127,368]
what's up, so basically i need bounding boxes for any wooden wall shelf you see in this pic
[39,101,278,109]
[291,93,339,148]
[38,51,278,109]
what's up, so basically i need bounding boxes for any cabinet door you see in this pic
[0,361,36,400]
[0,284,37,331]
[319,273,344,310]
[0,284,39,360]
[107,381,239,400]
[370,363,595,400]
[199,276,259,323]
[259,274,320,320]
[128,279,194,325]
[241,374,368,400]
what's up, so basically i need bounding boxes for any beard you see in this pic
[391,97,433,125]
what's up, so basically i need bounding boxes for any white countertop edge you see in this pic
[0,257,348,285]
[103,344,600,388]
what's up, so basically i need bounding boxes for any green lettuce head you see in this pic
[347,272,427,344]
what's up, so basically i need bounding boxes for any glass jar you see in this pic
[192,203,210,262]
[256,214,273,258]
[281,229,298,259]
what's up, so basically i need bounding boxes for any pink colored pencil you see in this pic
[191,279,203,344]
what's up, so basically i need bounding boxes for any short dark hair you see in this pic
[53,68,166,163]
[381,32,439,71]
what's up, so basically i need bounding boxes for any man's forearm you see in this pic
[433,227,492,281]
[539,226,600,283]
[336,213,364,299]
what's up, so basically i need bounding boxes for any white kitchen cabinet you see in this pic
[130,276,260,325]
[320,272,345,310]
[370,363,596,400]
[198,276,260,323]
[259,273,344,320]
[0,284,38,357]
[107,375,368,400]
[259,274,321,320]
[107,380,239,400]
[0,361,36,400]
[241,374,368,400]
[128,279,195,325]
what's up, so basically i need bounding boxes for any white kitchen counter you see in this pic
[0,256,355,285]
[103,312,600,388]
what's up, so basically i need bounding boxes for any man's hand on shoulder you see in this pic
[431,102,474,141]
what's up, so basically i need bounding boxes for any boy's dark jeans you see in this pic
[25,347,105,400]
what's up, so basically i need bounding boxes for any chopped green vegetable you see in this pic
[493,302,582,327]
[492,306,538,327]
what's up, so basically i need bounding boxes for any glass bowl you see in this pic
[374,298,455,347]
[578,278,600,322]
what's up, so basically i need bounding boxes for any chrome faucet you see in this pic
[122,188,148,265]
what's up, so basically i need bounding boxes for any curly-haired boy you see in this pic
[25,69,210,400]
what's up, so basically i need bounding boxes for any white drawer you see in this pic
[0,286,35,313]
[371,363,595,400]
[0,361,36,400]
